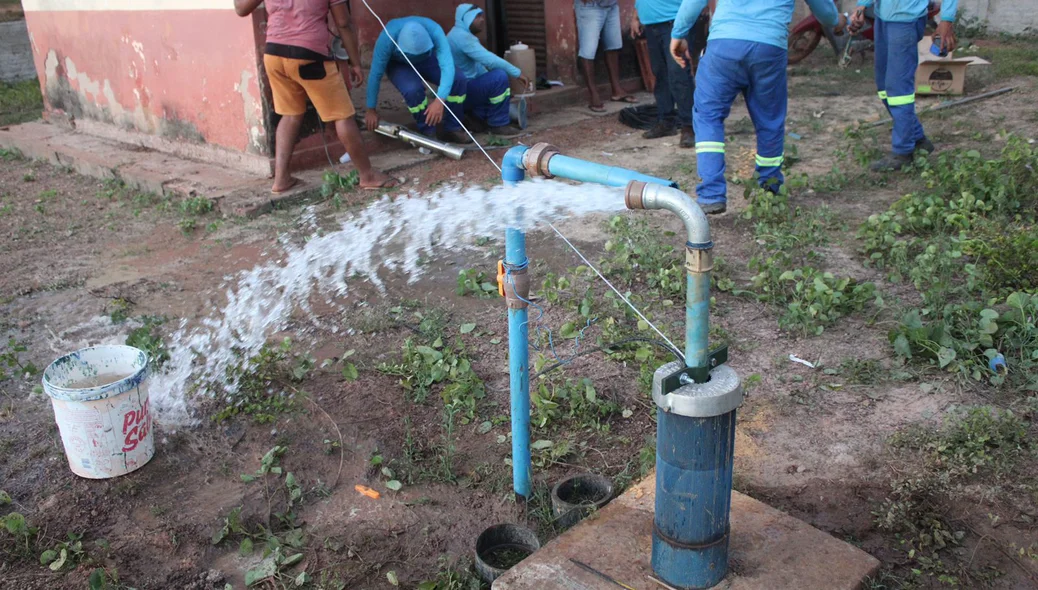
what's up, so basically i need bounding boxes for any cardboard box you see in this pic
[916,36,990,95]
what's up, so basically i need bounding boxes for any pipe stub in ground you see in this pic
[652,361,743,418]
[474,523,540,583]
[551,473,614,530]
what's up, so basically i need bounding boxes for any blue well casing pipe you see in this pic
[626,180,743,589]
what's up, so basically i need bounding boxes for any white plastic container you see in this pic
[42,345,154,479]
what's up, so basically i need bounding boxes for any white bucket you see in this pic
[42,345,154,479]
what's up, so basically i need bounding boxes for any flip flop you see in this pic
[610,95,638,103]
[588,104,607,113]
[362,177,401,191]
[271,178,302,195]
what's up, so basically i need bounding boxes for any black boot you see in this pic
[915,137,935,154]
[643,121,678,139]
[870,152,913,172]
[679,126,695,148]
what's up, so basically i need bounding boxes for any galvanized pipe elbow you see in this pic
[624,180,711,247]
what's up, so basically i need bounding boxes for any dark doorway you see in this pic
[500,0,547,77]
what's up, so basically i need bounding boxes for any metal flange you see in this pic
[652,362,743,418]
[523,143,560,178]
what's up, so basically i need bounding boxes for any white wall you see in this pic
[790,0,1038,35]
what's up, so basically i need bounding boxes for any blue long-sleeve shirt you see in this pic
[857,0,958,23]
[635,0,683,26]
[673,0,839,49]
[448,6,521,79]
[366,17,455,110]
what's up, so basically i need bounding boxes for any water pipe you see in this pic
[499,145,741,590]
[624,180,743,590]
[501,147,530,499]
[502,143,677,190]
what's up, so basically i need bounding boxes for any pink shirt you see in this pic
[265,0,346,57]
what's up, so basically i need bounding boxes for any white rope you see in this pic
[547,223,681,356]
[357,0,676,353]
[358,0,501,172]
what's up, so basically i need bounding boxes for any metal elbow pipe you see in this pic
[625,180,712,370]
[624,180,710,246]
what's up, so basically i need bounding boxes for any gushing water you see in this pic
[150,179,626,424]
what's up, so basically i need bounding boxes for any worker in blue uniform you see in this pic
[853,0,958,171]
[671,0,845,214]
[364,17,471,144]
[448,4,530,134]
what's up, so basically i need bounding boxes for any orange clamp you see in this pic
[496,260,506,297]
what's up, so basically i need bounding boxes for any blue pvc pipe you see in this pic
[501,146,527,184]
[652,409,736,589]
[505,227,531,499]
[546,154,678,189]
[685,271,710,369]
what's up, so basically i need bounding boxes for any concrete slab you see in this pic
[494,476,879,590]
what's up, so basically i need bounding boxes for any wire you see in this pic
[530,337,684,381]
[545,223,682,356]
[358,0,502,172]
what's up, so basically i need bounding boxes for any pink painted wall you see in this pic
[24,9,269,159]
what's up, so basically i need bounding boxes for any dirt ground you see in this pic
[2,42,1037,590]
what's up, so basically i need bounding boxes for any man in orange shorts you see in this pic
[235,0,397,193]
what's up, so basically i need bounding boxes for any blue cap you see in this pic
[398,21,434,56]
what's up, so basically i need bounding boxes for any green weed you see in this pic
[417,556,485,590]
[0,338,39,383]
[211,338,310,424]
[0,80,43,126]
[125,316,170,367]
[321,169,359,200]
[529,372,619,431]
[378,337,485,422]
[892,406,1031,479]
[456,268,497,298]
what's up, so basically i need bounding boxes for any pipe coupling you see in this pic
[625,180,646,210]
[685,246,714,274]
[523,143,560,178]
[652,361,743,418]
[502,266,531,310]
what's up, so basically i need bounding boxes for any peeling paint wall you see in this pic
[23,1,269,159]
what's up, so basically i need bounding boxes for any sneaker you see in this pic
[915,137,935,154]
[643,121,678,139]
[699,201,727,215]
[679,126,695,148]
[439,130,473,144]
[869,152,913,172]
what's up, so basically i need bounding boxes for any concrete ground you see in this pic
[495,476,880,590]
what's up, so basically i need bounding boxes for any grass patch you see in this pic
[0,80,42,126]
[860,137,1038,391]
[970,39,1038,81]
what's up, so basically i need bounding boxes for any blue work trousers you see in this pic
[692,39,787,206]
[875,17,927,155]
[387,55,467,135]
[645,20,696,128]
[465,69,512,127]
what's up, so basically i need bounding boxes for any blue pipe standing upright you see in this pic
[501,148,531,499]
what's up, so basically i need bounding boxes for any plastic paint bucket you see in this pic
[42,345,154,479]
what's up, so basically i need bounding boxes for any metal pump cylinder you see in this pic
[651,362,743,589]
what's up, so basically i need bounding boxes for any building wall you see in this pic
[0,20,38,83]
[959,0,1038,35]
[22,0,270,171]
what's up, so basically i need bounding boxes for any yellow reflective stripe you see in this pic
[408,97,429,114]
[489,88,511,105]
[877,90,888,101]
[887,93,915,106]
[755,153,784,167]
[695,141,725,154]
[447,94,467,103]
